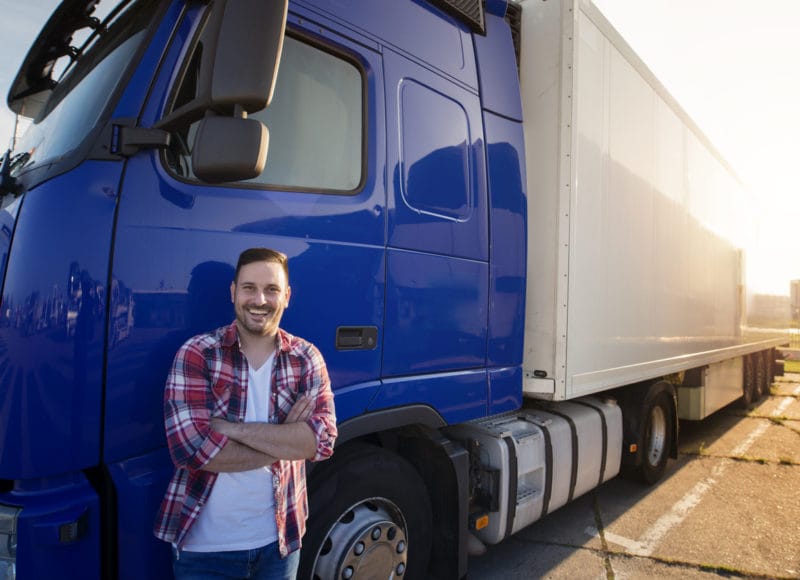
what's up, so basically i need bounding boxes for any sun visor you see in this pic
[8,0,102,118]
[428,0,485,34]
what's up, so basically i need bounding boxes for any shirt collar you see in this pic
[222,321,290,353]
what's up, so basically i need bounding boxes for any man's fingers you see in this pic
[287,395,313,422]
[299,398,314,420]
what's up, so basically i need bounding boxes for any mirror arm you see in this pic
[154,97,211,132]
[118,126,171,157]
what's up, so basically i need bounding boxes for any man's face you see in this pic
[230,260,291,339]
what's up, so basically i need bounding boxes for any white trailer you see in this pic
[518,0,782,409]
[450,0,785,549]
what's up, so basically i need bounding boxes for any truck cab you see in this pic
[0,1,524,577]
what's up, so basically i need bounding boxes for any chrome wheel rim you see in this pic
[646,405,667,467]
[313,498,409,579]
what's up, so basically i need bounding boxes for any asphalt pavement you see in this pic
[467,375,800,579]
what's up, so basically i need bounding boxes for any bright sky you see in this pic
[0,1,57,148]
[592,0,800,296]
[1,0,798,296]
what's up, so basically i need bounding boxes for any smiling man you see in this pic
[154,247,337,580]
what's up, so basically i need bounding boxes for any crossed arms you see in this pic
[164,338,337,475]
[203,396,316,472]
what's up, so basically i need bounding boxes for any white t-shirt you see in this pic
[183,353,279,551]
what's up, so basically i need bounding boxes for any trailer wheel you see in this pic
[639,392,674,484]
[741,354,757,407]
[759,350,774,398]
[300,444,432,580]
[753,352,769,400]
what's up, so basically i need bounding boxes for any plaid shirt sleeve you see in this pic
[300,342,337,462]
[164,339,229,471]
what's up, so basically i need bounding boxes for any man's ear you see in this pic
[230,281,236,303]
[285,285,291,307]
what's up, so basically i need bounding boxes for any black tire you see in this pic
[638,391,674,485]
[760,350,774,398]
[299,444,432,580]
[754,351,769,400]
[772,347,785,378]
[741,354,757,408]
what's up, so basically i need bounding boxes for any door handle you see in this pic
[336,326,378,350]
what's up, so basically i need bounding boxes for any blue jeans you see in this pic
[173,542,300,580]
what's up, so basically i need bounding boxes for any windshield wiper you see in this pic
[0,149,26,201]
[55,0,136,83]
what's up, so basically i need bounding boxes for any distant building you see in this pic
[747,292,791,328]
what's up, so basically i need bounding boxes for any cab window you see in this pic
[165,34,364,193]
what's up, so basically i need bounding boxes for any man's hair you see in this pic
[234,248,289,282]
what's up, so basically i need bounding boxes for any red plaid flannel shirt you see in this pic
[153,322,336,555]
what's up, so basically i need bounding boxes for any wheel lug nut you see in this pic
[354,542,365,556]
[397,540,406,553]
[371,527,381,540]
[342,566,354,579]
[397,563,406,575]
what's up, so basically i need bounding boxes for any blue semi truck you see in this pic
[0,0,785,578]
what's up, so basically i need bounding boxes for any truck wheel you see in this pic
[759,350,774,398]
[741,354,757,407]
[300,444,432,580]
[639,392,674,484]
[754,351,769,400]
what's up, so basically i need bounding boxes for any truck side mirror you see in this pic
[158,0,288,129]
[192,115,268,184]
[157,0,286,182]
[207,0,288,114]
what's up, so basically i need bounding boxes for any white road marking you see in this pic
[774,396,794,417]
[632,472,720,556]
[585,526,646,554]
[731,422,769,456]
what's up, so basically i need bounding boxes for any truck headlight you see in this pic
[0,504,21,580]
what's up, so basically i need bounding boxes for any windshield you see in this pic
[14,0,158,172]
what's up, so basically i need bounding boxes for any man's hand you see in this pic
[285,394,314,423]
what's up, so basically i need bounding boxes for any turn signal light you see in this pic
[472,514,489,530]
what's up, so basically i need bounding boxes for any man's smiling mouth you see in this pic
[247,308,272,318]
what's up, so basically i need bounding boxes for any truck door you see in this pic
[102,7,385,573]
[376,45,489,419]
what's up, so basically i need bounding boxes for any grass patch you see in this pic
[610,550,788,578]
[591,493,615,580]
[733,412,791,422]
[698,562,745,575]
[683,450,781,465]
[783,360,800,373]
[734,455,769,465]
